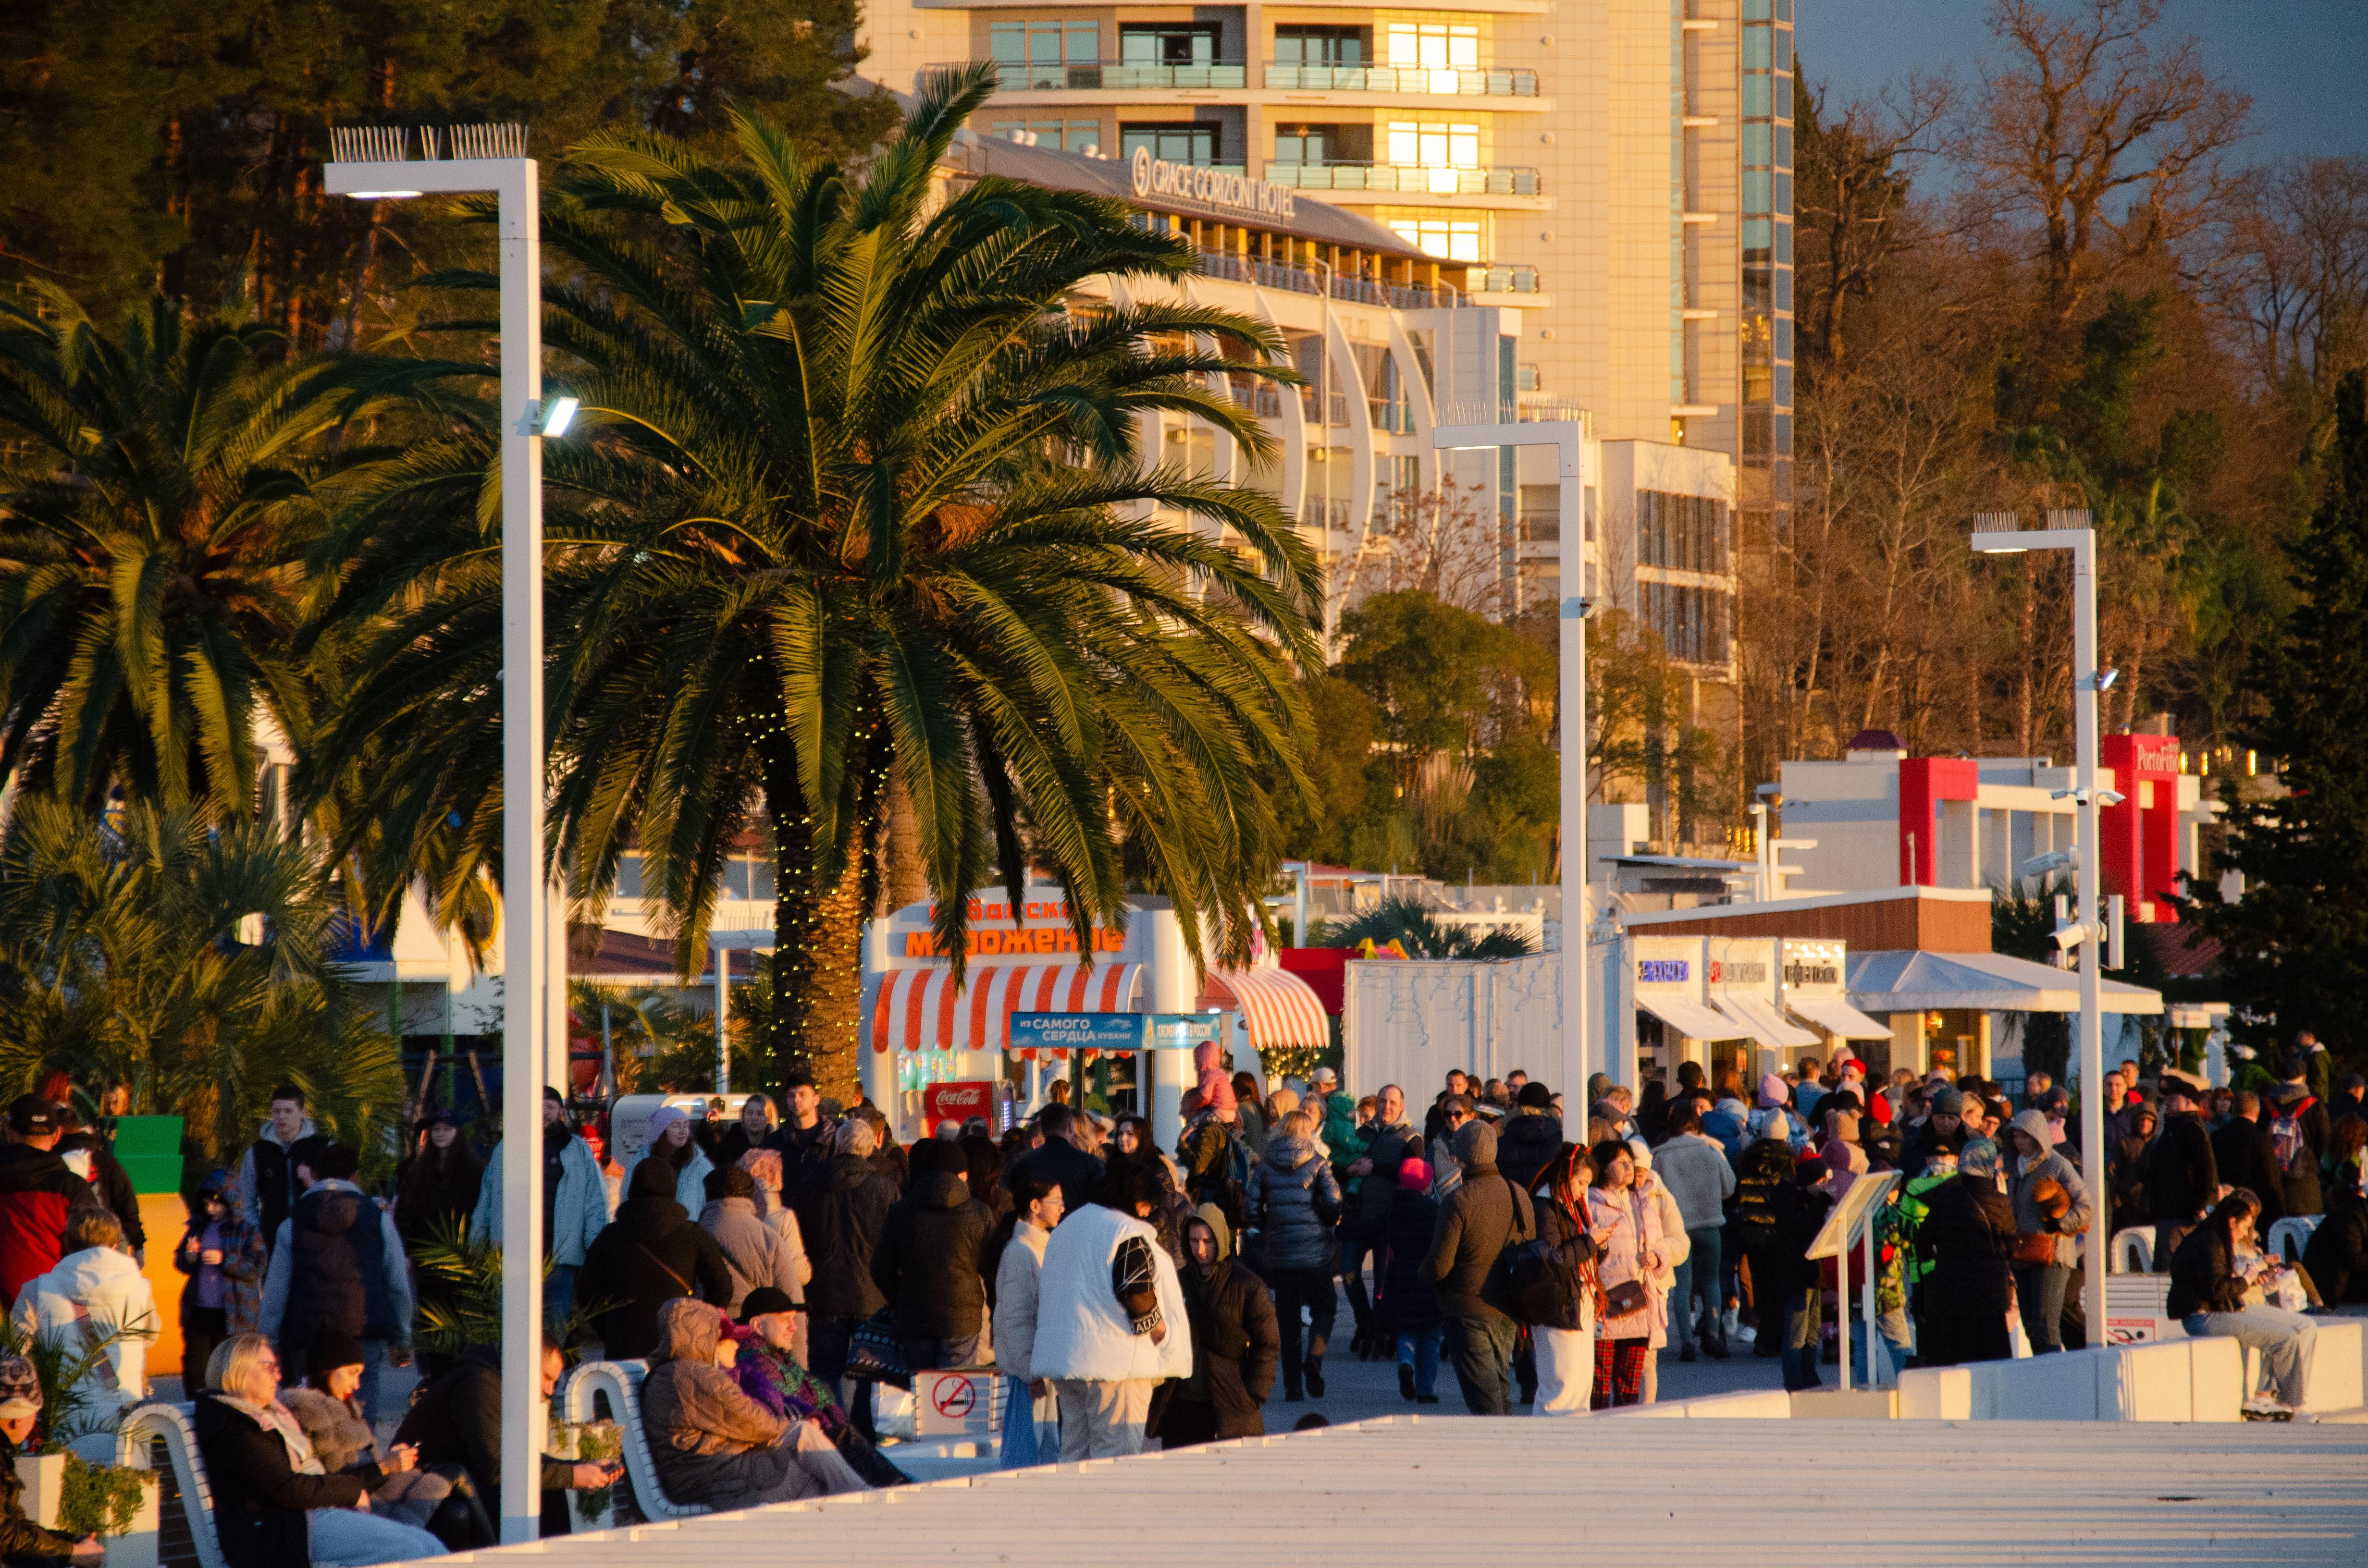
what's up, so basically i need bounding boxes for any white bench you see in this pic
[118,1402,226,1568]
[555,1359,711,1522]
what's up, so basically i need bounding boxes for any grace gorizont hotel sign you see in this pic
[1131,145,1296,220]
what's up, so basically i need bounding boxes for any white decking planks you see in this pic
[430,1416,2368,1566]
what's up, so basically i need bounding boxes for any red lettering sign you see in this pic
[921,1080,997,1134]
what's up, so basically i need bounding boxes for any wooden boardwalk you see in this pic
[428,1414,2368,1566]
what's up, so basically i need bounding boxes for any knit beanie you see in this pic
[1399,1157,1432,1190]
[308,1328,368,1384]
[1759,1073,1788,1109]
[1517,1081,1554,1110]
[1930,1088,1965,1116]
[647,1105,689,1143]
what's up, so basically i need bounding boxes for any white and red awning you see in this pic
[1197,967,1330,1052]
[869,963,1143,1054]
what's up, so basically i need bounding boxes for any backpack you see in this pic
[2270,1111,2310,1177]
[1193,1122,1256,1234]
[1731,1176,1782,1251]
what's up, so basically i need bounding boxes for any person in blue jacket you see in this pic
[469,1087,613,1327]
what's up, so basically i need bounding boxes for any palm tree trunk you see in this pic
[766,736,881,1108]
[882,763,926,915]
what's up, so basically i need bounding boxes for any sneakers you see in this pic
[1304,1359,1327,1398]
[1414,1393,1441,1405]
[1721,1306,1741,1339]
[1399,1364,1416,1401]
[1679,1343,1698,1364]
[1702,1335,1731,1361]
[2242,1396,2295,1422]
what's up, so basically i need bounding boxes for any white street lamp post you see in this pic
[1434,418,1592,1091]
[1971,521,2108,1349]
[325,123,551,1547]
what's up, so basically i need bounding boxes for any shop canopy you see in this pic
[1785,993,1894,1040]
[1198,967,1330,1052]
[1712,991,1818,1050]
[1843,950,2164,1016]
[870,962,1143,1054]
[1635,994,1743,1041]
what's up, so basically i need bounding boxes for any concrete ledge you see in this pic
[1600,1388,1795,1419]
[1789,1388,1895,1420]
[2303,1320,2365,1415]
[1897,1367,1971,1420]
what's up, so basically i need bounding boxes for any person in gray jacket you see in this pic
[1650,1099,1737,1359]
[2004,1107,2095,1354]
[700,1165,806,1319]
[1245,1112,1343,1400]
[469,1087,613,1328]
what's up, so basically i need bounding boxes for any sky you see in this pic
[1796,0,2368,172]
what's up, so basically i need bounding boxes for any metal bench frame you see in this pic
[118,1402,226,1568]
[556,1359,711,1523]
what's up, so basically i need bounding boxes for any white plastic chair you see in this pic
[2110,1227,2154,1274]
[117,1401,227,1568]
[2267,1215,2321,1264]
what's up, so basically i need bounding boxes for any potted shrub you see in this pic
[2,1315,160,1565]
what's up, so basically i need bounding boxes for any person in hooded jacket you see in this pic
[799,1116,900,1441]
[1155,1204,1279,1447]
[235,1087,325,1257]
[259,1143,415,1425]
[870,1139,995,1372]
[1727,1130,1800,1356]
[2004,1108,2094,1355]
[700,1165,805,1319]
[177,1169,269,1389]
[1914,1136,2018,1366]
[1585,1140,1665,1408]
[640,1298,867,1511]
[11,1208,154,1440]
[1341,1084,1415,1361]
[2302,1165,2368,1305]
[575,1158,733,1360]
[1424,1120,1534,1415]
[1379,1156,1444,1402]
[1244,1110,1344,1401]
[469,1087,612,1330]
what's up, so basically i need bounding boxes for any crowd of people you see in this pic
[0,1037,2358,1565]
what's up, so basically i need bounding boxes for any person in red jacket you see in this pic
[0,1096,84,1307]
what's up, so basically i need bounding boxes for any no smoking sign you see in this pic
[914,1369,1000,1436]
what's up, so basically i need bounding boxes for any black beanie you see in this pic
[308,1328,368,1385]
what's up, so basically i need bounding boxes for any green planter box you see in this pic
[111,1117,183,1195]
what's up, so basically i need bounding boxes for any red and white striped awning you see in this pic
[1197,967,1330,1052]
[869,963,1144,1054]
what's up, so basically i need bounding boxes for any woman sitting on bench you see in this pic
[641,1298,869,1509]
[193,1334,448,1566]
[2168,1188,2319,1416]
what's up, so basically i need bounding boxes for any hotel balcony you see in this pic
[1265,162,1541,197]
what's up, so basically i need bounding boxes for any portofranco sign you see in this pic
[1131,146,1295,220]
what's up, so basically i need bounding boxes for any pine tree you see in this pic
[2185,372,2368,1066]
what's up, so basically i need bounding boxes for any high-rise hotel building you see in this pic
[863,0,1794,707]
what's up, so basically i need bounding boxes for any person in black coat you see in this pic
[2303,1183,2368,1305]
[1378,1159,1445,1402]
[1004,1104,1106,1218]
[797,1118,901,1442]
[869,1141,995,1370]
[2211,1094,2286,1227]
[2147,1088,2220,1264]
[575,1158,733,1360]
[194,1334,443,1568]
[1156,1204,1280,1446]
[394,1342,620,1531]
[53,1112,144,1257]
[1914,1138,2019,1367]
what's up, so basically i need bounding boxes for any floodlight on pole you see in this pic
[1969,514,2109,1352]
[325,120,549,1548]
[1435,413,1596,1091]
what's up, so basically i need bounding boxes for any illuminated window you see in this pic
[1386,216,1482,262]
[1386,23,1479,71]
[1384,121,1480,169]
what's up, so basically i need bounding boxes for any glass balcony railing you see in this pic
[1465,265,1540,294]
[1261,63,1538,97]
[965,59,1250,91]
[1265,163,1541,196]
[1190,248,1463,310]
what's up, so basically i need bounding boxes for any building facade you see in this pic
[860,0,1781,672]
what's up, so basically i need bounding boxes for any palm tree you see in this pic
[0,796,405,1166]
[310,69,1325,1100]
[0,289,437,821]
[1320,895,1539,960]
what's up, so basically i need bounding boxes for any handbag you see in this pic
[1602,1279,1649,1317]
[2011,1230,2059,1266]
[842,1307,912,1389]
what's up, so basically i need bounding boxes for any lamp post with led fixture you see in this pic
[324,122,561,1546]
[1969,517,2109,1347]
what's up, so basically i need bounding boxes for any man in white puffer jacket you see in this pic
[1028,1161,1190,1459]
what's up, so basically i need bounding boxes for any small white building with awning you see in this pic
[860,890,1327,1138]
